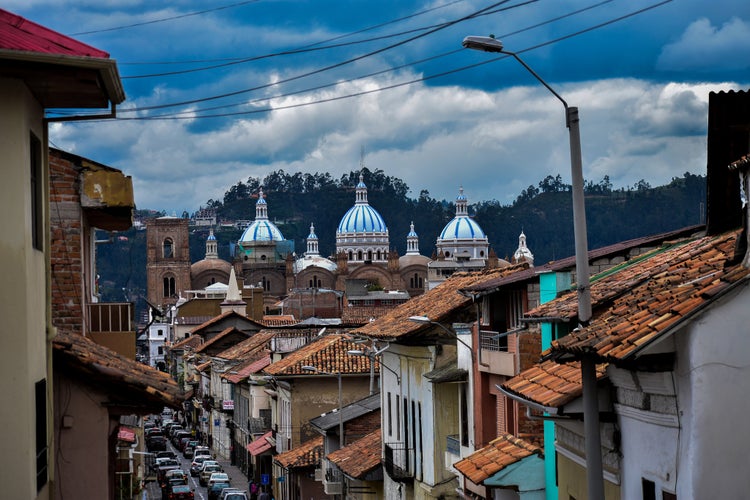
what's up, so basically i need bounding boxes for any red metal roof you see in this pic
[0,9,109,58]
[246,431,273,456]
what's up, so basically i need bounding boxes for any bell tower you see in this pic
[146,216,192,310]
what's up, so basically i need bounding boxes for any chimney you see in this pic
[705,90,750,235]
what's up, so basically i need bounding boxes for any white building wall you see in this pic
[674,282,750,499]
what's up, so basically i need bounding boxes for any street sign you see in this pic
[261,474,270,485]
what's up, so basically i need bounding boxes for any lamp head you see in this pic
[462,35,504,53]
[408,315,431,324]
[301,365,318,373]
[347,350,365,356]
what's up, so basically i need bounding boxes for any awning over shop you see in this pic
[246,431,273,456]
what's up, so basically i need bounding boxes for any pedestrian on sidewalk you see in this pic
[258,487,270,500]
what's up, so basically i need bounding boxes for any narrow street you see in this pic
[142,440,249,499]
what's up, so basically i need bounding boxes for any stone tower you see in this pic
[146,216,191,310]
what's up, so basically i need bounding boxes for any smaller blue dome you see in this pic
[240,220,284,242]
[439,216,486,240]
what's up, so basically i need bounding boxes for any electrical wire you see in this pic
[91,0,671,122]
[119,0,613,119]
[70,0,262,36]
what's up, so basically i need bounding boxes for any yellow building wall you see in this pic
[557,453,620,500]
[0,77,52,500]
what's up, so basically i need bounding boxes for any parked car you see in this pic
[156,450,177,460]
[189,457,209,477]
[207,481,231,500]
[193,446,211,459]
[199,464,223,486]
[147,435,167,452]
[220,488,248,500]
[166,484,194,500]
[208,472,230,487]
[183,440,200,458]
[178,436,193,452]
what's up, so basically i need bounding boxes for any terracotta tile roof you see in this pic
[353,265,526,340]
[341,306,398,325]
[274,436,323,469]
[190,310,261,335]
[53,332,184,410]
[0,9,110,58]
[529,230,750,362]
[261,315,298,326]
[501,360,608,410]
[215,331,275,360]
[454,433,543,485]
[222,355,272,384]
[171,334,203,350]
[461,225,703,296]
[193,327,250,354]
[327,429,381,479]
[264,333,374,377]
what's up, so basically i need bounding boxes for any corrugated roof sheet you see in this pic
[0,8,109,58]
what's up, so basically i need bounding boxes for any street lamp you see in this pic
[461,35,603,500]
[301,365,344,449]
[347,345,401,395]
[408,315,475,358]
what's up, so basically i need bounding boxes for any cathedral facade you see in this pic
[146,173,532,316]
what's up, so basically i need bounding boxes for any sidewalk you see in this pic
[215,457,251,495]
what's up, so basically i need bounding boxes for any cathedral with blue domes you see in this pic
[147,172,533,316]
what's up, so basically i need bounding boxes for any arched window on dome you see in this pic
[163,238,174,258]
[377,250,382,260]
[368,250,373,261]
[480,250,485,257]
[358,250,363,261]
[163,275,175,298]
[309,275,321,288]
[262,276,270,292]
[445,251,451,258]
[348,250,353,261]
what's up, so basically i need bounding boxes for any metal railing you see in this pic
[384,442,414,481]
[480,329,508,352]
[87,302,133,333]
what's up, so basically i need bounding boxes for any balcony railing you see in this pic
[384,442,414,481]
[323,466,343,495]
[480,329,508,351]
[87,302,133,333]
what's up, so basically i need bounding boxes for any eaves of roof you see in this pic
[264,333,375,377]
[461,224,704,297]
[454,433,542,485]
[353,264,527,341]
[274,436,323,469]
[533,229,750,363]
[327,428,382,479]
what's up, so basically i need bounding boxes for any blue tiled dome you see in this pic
[439,217,486,240]
[336,174,387,234]
[239,220,284,242]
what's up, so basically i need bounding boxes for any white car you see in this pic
[208,472,230,487]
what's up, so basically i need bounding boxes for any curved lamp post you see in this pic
[301,365,344,449]
[347,346,401,395]
[461,35,603,500]
[408,315,475,359]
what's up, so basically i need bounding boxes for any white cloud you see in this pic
[657,17,750,72]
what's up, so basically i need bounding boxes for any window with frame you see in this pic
[642,478,656,500]
[163,276,176,298]
[163,238,174,258]
[30,132,43,251]
[35,379,48,491]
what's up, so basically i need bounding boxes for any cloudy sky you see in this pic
[8,0,750,214]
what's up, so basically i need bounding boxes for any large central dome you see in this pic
[336,175,387,233]
[436,187,489,260]
[335,173,390,264]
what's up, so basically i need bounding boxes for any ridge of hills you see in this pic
[96,168,706,309]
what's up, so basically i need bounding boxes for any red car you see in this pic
[166,484,194,499]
